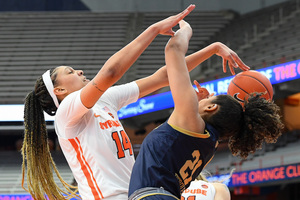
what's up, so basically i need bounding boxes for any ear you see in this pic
[53,87,67,96]
[204,104,218,112]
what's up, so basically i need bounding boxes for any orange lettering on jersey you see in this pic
[183,188,208,196]
[94,112,121,129]
[100,121,109,129]
[183,189,190,193]
[99,120,121,130]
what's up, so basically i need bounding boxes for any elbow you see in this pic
[165,41,187,55]
[100,63,122,81]
[165,42,181,52]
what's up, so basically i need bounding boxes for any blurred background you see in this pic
[1,0,300,199]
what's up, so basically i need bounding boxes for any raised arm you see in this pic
[80,4,195,108]
[185,42,249,75]
[136,42,249,99]
[164,20,205,133]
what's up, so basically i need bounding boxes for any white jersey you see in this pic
[55,82,139,200]
[181,180,216,200]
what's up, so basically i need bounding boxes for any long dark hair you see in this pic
[22,68,80,199]
[205,93,284,159]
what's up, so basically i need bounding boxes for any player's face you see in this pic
[54,66,90,94]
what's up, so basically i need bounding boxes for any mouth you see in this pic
[83,77,90,82]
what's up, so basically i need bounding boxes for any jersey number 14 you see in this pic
[112,130,133,159]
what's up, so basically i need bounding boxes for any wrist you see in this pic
[211,42,222,54]
[148,24,160,36]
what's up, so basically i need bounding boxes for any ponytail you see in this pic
[22,70,80,200]
[228,93,284,159]
[205,93,284,159]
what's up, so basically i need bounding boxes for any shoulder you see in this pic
[63,89,81,103]
[57,90,82,113]
[101,82,139,105]
[205,123,220,140]
[55,89,90,126]
[211,183,230,200]
[104,81,138,95]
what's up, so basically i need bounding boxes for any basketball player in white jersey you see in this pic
[22,5,253,199]
[22,5,196,200]
[181,179,230,200]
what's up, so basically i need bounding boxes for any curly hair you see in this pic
[22,68,81,200]
[205,93,284,159]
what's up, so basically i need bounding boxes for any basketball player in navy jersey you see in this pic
[128,20,283,200]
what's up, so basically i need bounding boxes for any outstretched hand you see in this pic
[214,42,250,75]
[153,4,195,36]
[194,80,214,101]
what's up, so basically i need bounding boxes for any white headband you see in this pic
[42,70,59,108]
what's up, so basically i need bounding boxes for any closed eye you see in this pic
[68,67,75,74]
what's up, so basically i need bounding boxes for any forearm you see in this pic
[185,42,219,71]
[80,6,195,108]
[136,68,168,98]
[94,26,159,88]
[165,30,192,99]
[81,26,159,108]
[136,43,188,99]
[137,42,220,98]
[162,42,220,83]
[157,42,219,85]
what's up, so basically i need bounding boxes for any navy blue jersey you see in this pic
[128,122,219,198]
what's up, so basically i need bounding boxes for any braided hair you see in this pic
[205,93,284,159]
[22,68,81,200]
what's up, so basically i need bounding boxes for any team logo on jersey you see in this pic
[233,93,244,103]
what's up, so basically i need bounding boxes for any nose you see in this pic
[77,70,84,75]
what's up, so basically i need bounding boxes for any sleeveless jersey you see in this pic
[128,122,219,198]
[181,180,216,200]
[55,82,139,200]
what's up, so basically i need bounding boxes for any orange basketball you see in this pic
[227,70,273,104]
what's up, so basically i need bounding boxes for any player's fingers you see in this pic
[193,80,210,97]
[194,80,201,89]
[233,55,249,70]
[202,89,210,98]
[209,93,215,97]
[227,54,238,68]
[223,59,227,73]
[225,54,239,75]
[232,53,250,71]
[229,63,236,75]
[198,88,206,94]
[176,4,195,20]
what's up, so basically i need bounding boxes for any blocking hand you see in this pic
[152,4,195,36]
